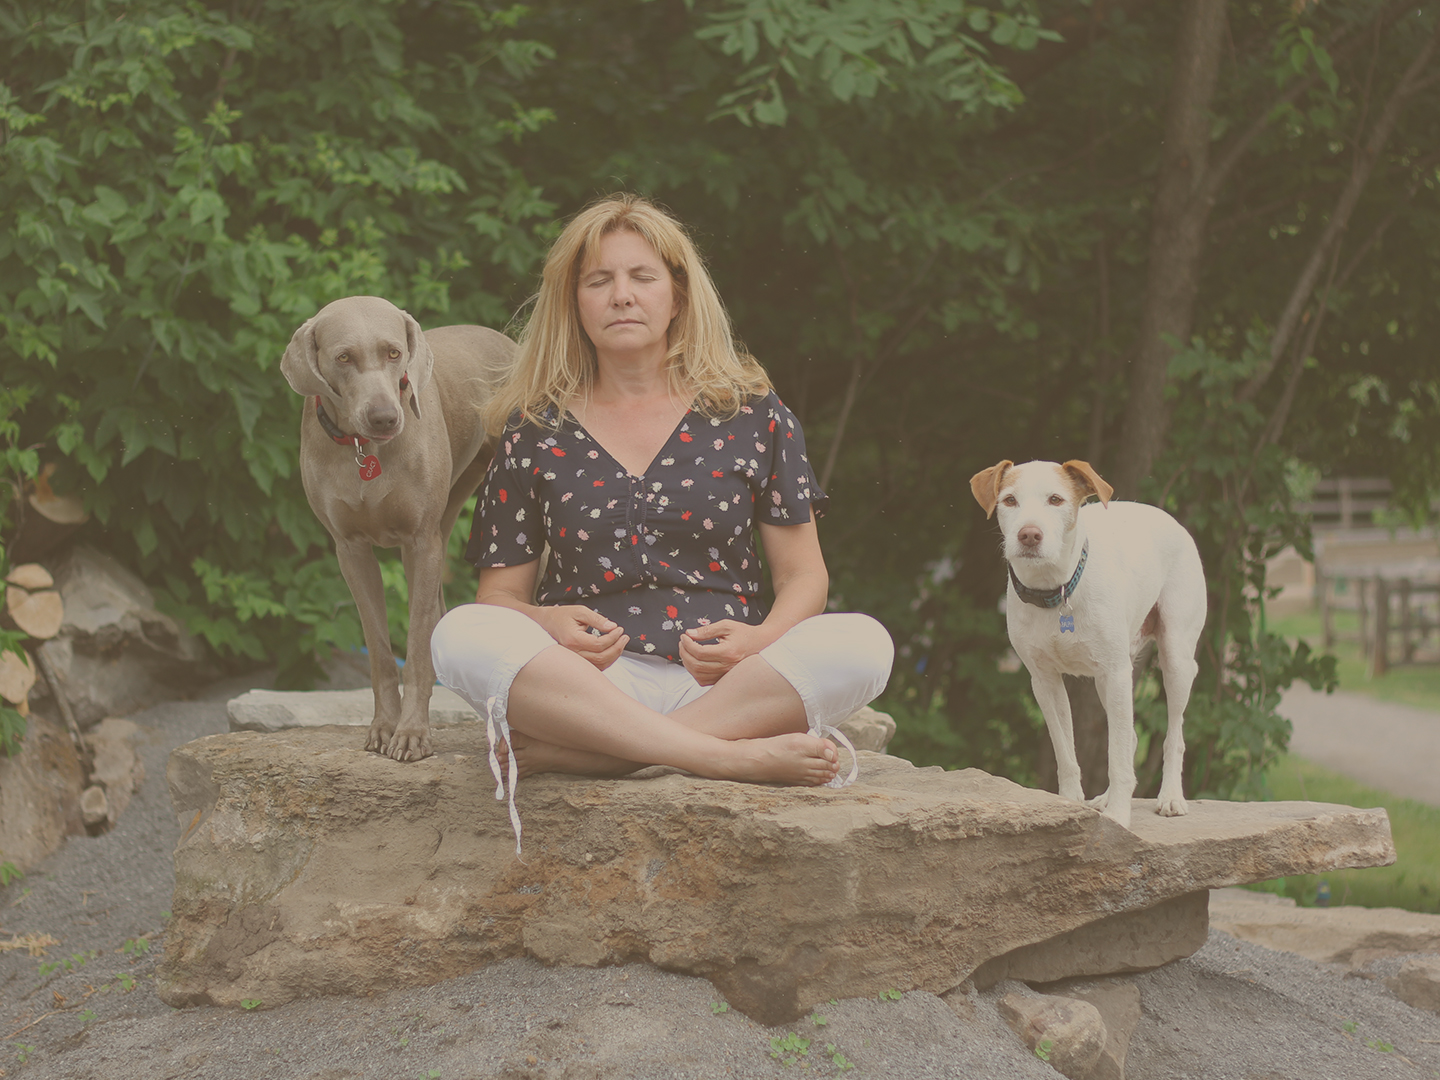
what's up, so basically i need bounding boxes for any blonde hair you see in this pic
[483,193,771,434]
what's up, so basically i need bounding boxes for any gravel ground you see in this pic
[2,673,1438,1079]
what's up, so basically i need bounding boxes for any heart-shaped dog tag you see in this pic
[358,455,382,481]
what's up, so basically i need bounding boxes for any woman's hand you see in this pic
[534,605,629,670]
[476,562,627,670]
[678,620,771,686]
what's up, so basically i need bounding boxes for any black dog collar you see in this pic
[313,374,410,446]
[1010,541,1088,609]
[314,395,365,446]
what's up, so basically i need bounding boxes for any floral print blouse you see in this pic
[465,391,828,662]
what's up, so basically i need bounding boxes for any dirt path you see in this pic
[1281,683,1440,806]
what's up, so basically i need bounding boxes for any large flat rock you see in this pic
[158,724,1394,1024]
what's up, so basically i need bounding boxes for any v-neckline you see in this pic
[568,406,692,479]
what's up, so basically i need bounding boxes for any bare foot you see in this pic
[717,732,840,786]
[495,730,640,779]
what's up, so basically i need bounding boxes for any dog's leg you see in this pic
[385,530,446,761]
[1029,670,1085,803]
[1153,640,1198,817]
[333,538,404,753]
[1089,665,1138,828]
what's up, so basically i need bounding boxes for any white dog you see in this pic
[968,459,1206,828]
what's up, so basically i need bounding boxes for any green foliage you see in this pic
[0,860,21,886]
[120,936,150,956]
[0,389,40,754]
[38,949,97,977]
[769,1031,811,1065]
[0,0,555,681]
[693,0,1045,126]
[0,703,24,758]
[1135,335,1337,799]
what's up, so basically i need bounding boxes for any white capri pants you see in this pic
[431,604,895,851]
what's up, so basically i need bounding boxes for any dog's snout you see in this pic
[366,401,401,433]
[1018,525,1044,549]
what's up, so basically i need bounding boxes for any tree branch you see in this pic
[1239,17,1440,402]
[819,239,933,490]
[1199,0,1412,205]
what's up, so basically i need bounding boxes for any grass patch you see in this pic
[1246,754,1440,914]
[1268,605,1440,713]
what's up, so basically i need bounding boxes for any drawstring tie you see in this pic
[480,696,523,856]
[810,722,859,788]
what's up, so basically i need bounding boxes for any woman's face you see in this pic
[575,228,679,365]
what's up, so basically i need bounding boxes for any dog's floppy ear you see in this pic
[968,460,1013,519]
[402,309,434,420]
[1062,460,1114,507]
[279,316,336,399]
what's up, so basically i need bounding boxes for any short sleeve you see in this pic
[464,422,543,567]
[754,392,829,524]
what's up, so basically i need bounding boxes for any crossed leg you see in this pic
[500,644,835,786]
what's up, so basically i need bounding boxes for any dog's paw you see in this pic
[1091,789,1132,829]
[1155,791,1189,817]
[364,720,395,754]
[386,728,433,762]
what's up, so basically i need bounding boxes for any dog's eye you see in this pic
[388,349,401,360]
[1048,495,1064,505]
[1002,495,1018,507]
[337,353,350,363]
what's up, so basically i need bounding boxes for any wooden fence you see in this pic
[1304,478,1440,674]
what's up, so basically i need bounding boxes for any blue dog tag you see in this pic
[1059,614,1076,634]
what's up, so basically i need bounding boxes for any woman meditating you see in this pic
[431,194,893,841]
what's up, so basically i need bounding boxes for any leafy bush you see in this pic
[0,0,553,683]
[1134,335,1338,800]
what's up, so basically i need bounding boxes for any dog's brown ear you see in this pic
[968,460,1013,519]
[402,309,434,420]
[1062,460,1114,507]
[279,317,336,398]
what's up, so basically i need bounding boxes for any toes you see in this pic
[383,734,431,762]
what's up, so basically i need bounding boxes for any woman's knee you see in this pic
[431,604,553,682]
[793,612,894,687]
[761,612,894,723]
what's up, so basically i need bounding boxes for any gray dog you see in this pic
[282,295,516,760]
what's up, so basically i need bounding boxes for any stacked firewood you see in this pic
[0,563,64,717]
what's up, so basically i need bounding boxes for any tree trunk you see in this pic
[1110,0,1229,500]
